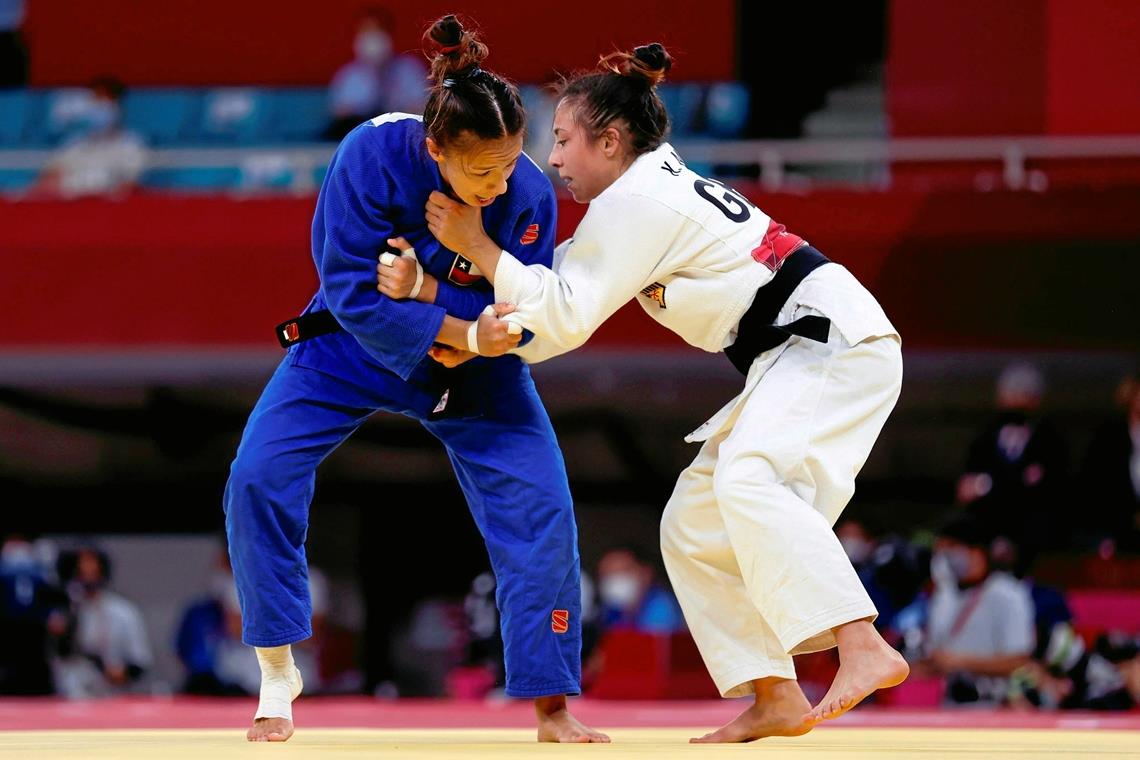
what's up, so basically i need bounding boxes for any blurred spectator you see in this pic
[53,547,152,698]
[1079,372,1140,553]
[838,519,930,633]
[175,548,326,695]
[521,76,560,179]
[1012,626,1140,710]
[0,534,67,694]
[919,515,1035,705]
[0,0,27,88]
[325,7,428,139]
[33,77,147,198]
[595,546,684,634]
[956,362,1067,559]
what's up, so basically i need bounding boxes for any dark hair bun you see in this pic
[633,43,671,74]
[424,14,488,83]
[429,14,463,50]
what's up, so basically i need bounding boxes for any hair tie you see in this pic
[438,43,461,54]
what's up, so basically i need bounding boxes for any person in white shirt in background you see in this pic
[325,7,428,140]
[380,43,908,743]
[919,515,1035,704]
[53,547,152,698]
[34,77,147,199]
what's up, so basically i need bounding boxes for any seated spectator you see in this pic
[325,7,427,140]
[175,548,326,696]
[0,533,67,694]
[33,77,147,199]
[919,515,1035,705]
[53,546,152,698]
[1013,625,1140,710]
[1079,371,1140,553]
[957,362,1067,557]
[595,546,685,634]
[838,519,930,634]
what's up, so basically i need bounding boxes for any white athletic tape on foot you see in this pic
[254,666,303,721]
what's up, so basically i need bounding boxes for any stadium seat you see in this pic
[197,88,271,144]
[122,89,201,146]
[141,166,242,190]
[0,90,34,147]
[267,89,331,143]
[704,82,750,138]
[0,168,37,191]
[658,83,705,138]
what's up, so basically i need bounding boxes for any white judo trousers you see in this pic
[661,308,902,698]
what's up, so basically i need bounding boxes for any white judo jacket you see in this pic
[496,143,898,436]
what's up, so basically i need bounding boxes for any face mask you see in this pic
[76,100,119,136]
[355,30,392,64]
[932,548,973,582]
[599,573,641,609]
[840,536,872,565]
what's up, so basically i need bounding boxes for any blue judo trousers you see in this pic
[223,114,581,698]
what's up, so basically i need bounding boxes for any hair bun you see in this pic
[633,43,670,73]
[430,14,464,51]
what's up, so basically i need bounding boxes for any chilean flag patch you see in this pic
[520,223,540,245]
[448,254,484,286]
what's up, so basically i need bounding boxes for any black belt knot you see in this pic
[724,245,832,376]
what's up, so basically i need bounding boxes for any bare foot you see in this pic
[247,666,303,742]
[691,677,812,743]
[534,695,611,743]
[247,717,294,742]
[804,621,909,726]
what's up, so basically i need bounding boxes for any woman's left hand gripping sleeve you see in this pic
[316,135,446,380]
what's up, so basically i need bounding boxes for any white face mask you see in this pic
[932,548,973,583]
[355,30,392,64]
[599,573,641,609]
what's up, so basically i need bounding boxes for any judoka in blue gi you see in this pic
[225,15,609,744]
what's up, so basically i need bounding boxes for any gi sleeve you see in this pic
[495,192,666,352]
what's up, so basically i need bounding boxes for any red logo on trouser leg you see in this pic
[551,609,569,633]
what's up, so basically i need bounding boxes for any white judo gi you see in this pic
[494,143,902,698]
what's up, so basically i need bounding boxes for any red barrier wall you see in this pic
[22,0,736,86]
[888,0,1140,136]
[3,187,1138,352]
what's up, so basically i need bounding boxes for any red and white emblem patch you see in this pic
[448,254,484,286]
[551,609,569,634]
[520,223,540,245]
[751,219,805,273]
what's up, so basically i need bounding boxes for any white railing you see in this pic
[3,135,1140,192]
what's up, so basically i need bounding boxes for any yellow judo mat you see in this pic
[1,727,1137,759]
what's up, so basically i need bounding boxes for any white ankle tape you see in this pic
[254,646,302,720]
[255,669,302,720]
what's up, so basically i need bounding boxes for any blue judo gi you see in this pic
[223,113,581,698]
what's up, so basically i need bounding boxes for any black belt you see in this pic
[724,244,832,376]
[275,310,342,348]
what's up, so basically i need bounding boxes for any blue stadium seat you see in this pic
[122,89,201,146]
[0,169,37,191]
[197,89,271,145]
[704,82,750,138]
[267,89,331,143]
[142,166,242,190]
[659,83,705,138]
[0,90,34,147]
